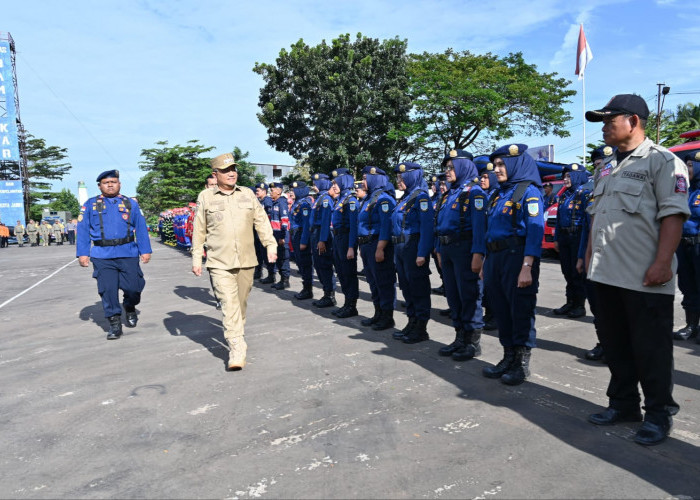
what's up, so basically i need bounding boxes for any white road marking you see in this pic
[0,258,78,310]
[188,404,219,415]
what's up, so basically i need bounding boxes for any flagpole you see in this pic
[582,72,586,169]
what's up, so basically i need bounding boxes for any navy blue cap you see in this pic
[312,173,330,181]
[354,181,364,189]
[489,144,528,162]
[256,182,269,191]
[591,145,617,161]
[331,168,352,178]
[290,181,307,189]
[361,166,386,176]
[96,169,119,182]
[393,162,421,174]
[441,149,473,166]
[269,181,284,189]
[428,174,439,185]
[563,163,583,173]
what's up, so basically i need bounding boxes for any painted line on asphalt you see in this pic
[0,258,78,310]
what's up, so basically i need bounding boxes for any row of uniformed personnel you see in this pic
[12,219,75,246]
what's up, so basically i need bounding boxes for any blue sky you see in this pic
[4,0,700,198]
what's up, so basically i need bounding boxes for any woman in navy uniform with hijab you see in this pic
[391,162,434,343]
[330,168,360,318]
[290,181,315,300]
[482,144,544,385]
[477,159,500,332]
[306,173,337,308]
[357,166,397,330]
[552,164,591,318]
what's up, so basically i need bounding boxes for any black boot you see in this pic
[253,268,262,280]
[674,310,699,340]
[431,285,445,296]
[361,305,382,326]
[585,343,604,361]
[483,346,516,379]
[107,315,122,340]
[394,317,417,340]
[403,319,429,344]
[259,273,275,284]
[372,309,395,331]
[438,328,465,356]
[452,329,482,361]
[483,309,497,331]
[567,297,586,318]
[294,285,313,300]
[336,299,358,318]
[272,277,290,290]
[501,346,531,385]
[124,307,138,328]
[313,292,336,308]
[553,300,573,315]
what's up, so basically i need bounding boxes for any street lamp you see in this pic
[656,83,671,144]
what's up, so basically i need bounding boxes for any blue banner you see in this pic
[0,40,20,162]
[0,180,25,224]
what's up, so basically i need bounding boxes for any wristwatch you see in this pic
[522,262,531,267]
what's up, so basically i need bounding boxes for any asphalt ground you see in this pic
[0,238,698,499]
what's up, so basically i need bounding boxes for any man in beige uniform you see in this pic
[584,94,690,446]
[191,153,277,371]
[14,220,25,247]
[26,220,38,246]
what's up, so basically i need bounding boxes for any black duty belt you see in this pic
[681,235,700,245]
[357,234,379,245]
[392,234,419,245]
[486,235,526,253]
[332,227,350,236]
[437,231,472,246]
[310,226,319,233]
[93,235,135,247]
[558,226,582,235]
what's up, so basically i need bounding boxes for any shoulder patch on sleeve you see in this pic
[675,174,688,193]
[323,198,329,208]
[381,201,390,212]
[474,197,484,210]
[527,202,540,217]
[349,201,356,211]
[420,200,429,211]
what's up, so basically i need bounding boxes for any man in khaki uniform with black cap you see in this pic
[191,152,277,371]
[584,93,690,446]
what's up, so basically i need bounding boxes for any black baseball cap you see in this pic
[585,94,650,122]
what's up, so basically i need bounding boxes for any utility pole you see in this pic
[656,83,671,144]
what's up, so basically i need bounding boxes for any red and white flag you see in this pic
[575,24,593,80]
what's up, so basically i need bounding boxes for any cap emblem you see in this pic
[508,145,519,156]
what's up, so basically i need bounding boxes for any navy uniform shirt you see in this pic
[311,190,335,243]
[270,195,290,240]
[76,194,152,259]
[435,182,487,255]
[554,186,589,238]
[331,190,359,248]
[358,190,396,241]
[391,188,434,258]
[291,196,313,234]
[683,186,700,236]
[485,184,544,258]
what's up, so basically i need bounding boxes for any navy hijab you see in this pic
[490,144,541,190]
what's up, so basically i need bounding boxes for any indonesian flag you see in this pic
[575,24,593,80]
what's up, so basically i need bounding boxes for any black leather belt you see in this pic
[486,235,526,253]
[437,232,472,246]
[93,235,135,247]
[392,234,419,244]
[357,234,379,245]
[558,226,582,235]
[332,227,350,236]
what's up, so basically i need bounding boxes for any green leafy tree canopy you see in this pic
[24,133,72,218]
[49,188,80,219]
[254,33,412,175]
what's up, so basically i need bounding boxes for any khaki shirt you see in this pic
[26,223,37,234]
[588,138,690,295]
[192,185,276,270]
[14,224,24,236]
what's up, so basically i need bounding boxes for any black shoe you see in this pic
[552,301,573,315]
[452,329,482,361]
[372,310,395,331]
[438,329,465,356]
[567,305,586,318]
[585,343,604,361]
[634,417,672,446]
[357,269,365,276]
[216,301,222,310]
[331,305,346,316]
[362,306,382,326]
[403,319,429,344]
[313,293,336,308]
[438,308,451,317]
[336,300,358,319]
[125,311,138,328]
[107,315,122,340]
[483,346,516,379]
[501,346,531,385]
[294,286,313,300]
[431,285,445,296]
[673,310,699,340]
[588,407,643,426]
[253,269,262,280]
[259,275,275,284]
[272,278,290,290]
[394,317,416,340]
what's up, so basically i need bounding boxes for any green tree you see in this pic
[232,147,266,187]
[25,133,72,217]
[647,102,700,148]
[398,50,576,164]
[136,140,215,218]
[254,33,411,175]
[49,188,80,218]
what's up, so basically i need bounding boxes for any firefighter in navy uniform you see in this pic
[674,151,700,342]
[290,181,315,300]
[77,170,152,340]
[428,174,446,297]
[268,182,291,289]
[307,173,337,308]
[482,144,544,385]
[330,168,360,318]
[552,163,591,318]
[391,162,434,343]
[255,183,276,283]
[477,159,500,331]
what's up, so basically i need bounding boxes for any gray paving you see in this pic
[0,239,698,499]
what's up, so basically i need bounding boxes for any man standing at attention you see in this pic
[191,153,277,371]
[585,94,690,446]
[77,170,152,340]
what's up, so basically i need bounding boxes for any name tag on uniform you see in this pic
[622,171,646,182]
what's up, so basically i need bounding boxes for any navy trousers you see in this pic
[254,233,275,275]
[292,230,313,287]
[332,232,358,301]
[441,239,483,332]
[360,239,396,310]
[484,246,539,348]
[311,229,335,294]
[557,229,585,301]
[91,257,145,318]
[274,236,291,279]
[395,238,431,321]
[676,240,700,313]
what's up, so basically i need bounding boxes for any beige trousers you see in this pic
[209,267,255,344]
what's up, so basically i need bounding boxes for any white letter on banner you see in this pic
[3,149,12,158]
[0,85,5,95]
[2,136,9,145]
[0,73,4,81]
[0,124,7,132]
